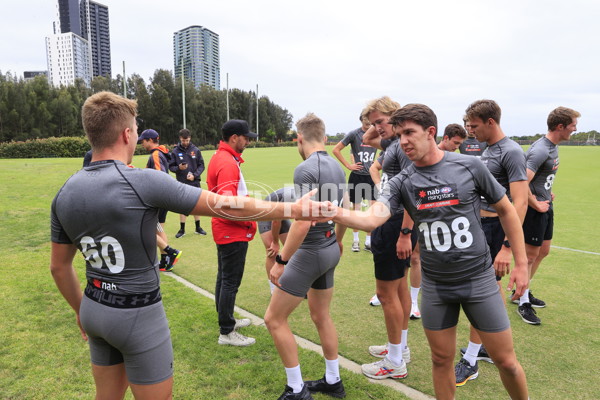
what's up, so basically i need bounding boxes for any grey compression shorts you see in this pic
[79,295,174,385]
[420,266,510,332]
[278,241,341,298]
[258,219,292,235]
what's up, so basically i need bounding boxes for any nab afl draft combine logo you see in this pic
[415,184,459,210]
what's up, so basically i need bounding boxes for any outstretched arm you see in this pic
[333,201,391,232]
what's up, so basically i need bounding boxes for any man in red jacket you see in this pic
[207,119,258,346]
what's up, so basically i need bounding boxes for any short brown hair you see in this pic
[296,113,326,142]
[465,99,501,125]
[547,107,581,131]
[389,104,438,135]
[364,96,401,118]
[444,123,467,139]
[82,91,137,151]
[179,128,191,139]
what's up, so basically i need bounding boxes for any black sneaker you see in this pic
[175,229,185,238]
[517,303,541,325]
[195,227,207,235]
[159,254,167,271]
[455,358,479,387]
[305,375,346,398]
[164,249,182,272]
[460,345,493,364]
[529,291,546,308]
[277,384,313,400]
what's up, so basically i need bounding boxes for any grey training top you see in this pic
[459,137,488,157]
[340,127,377,175]
[294,151,346,249]
[380,138,412,214]
[526,136,559,205]
[265,187,296,203]
[480,137,527,212]
[379,152,506,282]
[51,160,200,294]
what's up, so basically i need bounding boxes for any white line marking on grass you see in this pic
[166,272,434,400]
[551,246,600,255]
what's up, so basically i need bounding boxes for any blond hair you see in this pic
[82,91,138,151]
[364,96,401,118]
[296,113,326,142]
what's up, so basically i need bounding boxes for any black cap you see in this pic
[222,119,258,139]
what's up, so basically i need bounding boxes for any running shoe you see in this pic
[351,240,360,252]
[460,345,493,364]
[305,375,346,398]
[455,358,479,387]
[369,294,381,306]
[410,302,421,319]
[164,249,182,272]
[368,345,411,364]
[159,254,168,271]
[361,357,407,380]
[175,229,185,238]
[234,318,251,330]
[517,303,541,325]
[529,291,546,308]
[218,331,256,346]
[364,242,371,252]
[277,384,314,400]
[195,227,207,235]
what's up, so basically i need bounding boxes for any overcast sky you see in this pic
[2,0,600,137]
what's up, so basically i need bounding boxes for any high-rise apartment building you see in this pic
[46,0,111,86]
[173,26,220,90]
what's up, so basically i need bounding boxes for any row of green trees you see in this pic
[0,70,294,145]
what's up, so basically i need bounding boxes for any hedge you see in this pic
[0,137,305,159]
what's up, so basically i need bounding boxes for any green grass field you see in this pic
[0,145,598,399]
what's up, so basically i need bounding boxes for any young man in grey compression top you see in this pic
[264,113,347,400]
[454,99,529,386]
[519,106,580,323]
[332,111,377,252]
[332,103,530,400]
[50,91,335,400]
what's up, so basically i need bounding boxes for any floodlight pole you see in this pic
[181,58,186,129]
[122,61,126,97]
[256,84,259,139]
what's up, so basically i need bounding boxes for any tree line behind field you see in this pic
[0,70,294,146]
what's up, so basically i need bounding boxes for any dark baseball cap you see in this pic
[222,119,258,139]
[138,129,159,143]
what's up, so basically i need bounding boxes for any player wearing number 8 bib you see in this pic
[333,104,530,400]
[520,107,581,321]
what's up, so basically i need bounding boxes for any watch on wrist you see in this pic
[275,254,289,265]
[503,240,511,248]
[400,227,412,235]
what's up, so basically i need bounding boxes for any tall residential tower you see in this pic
[46,0,111,86]
[173,26,220,90]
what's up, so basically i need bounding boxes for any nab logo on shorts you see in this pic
[415,184,459,210]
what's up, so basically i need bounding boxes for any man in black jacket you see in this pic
[170,129,207,237]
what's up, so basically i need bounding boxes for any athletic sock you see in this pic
[179,222,185,231]
[353,231,359,241]
[285,365,303,393]
[464,341,481,366]
[268,280,275,293]
[410,286,420,304]
[324,358,340,384]
[401,329,408,350]
[519,289,530,306]
[195,220,200,229]
[387,342,403,365]
[365,235,371,246]
[163,245,175,255]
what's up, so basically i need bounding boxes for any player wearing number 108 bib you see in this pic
[333,104,530,400]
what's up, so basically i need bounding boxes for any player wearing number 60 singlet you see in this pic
[332,111,377,252]
[49,91,335,400]
[333,104,530,400]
